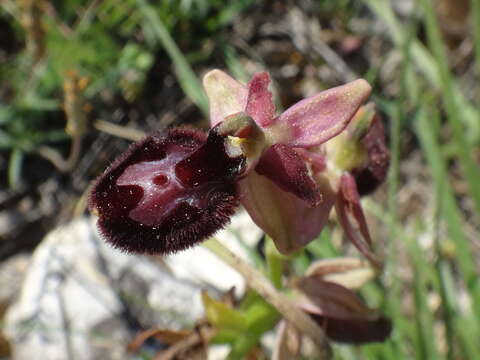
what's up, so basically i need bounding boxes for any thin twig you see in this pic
[37,134,83,173]
[94,120,145,142]
[153,326,215,360]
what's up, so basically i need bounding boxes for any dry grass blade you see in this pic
[127,328,192,354]
[153,326,215,360]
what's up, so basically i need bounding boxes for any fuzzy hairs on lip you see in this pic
[88,127,244,255]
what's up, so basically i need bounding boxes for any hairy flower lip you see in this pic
[88,127,242,255]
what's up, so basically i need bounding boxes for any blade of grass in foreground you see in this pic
[415,107,480,320]
[363,201,422,360]
[363,0,480,141]
[370,19,420,359]
[407,235,440,359]
[8,148,24,189]
[381,104,409,360]
[419,0,480,219]
[472,0,480,79]
[362,0,437,87]
[436,256,479,359]
[136,0,209,114]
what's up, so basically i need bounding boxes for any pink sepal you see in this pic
[202,69,248,126]
[245,72,276,127]
[335,173,381,268]
[276,79,372,147]
[255,144,321,206]
[239,171,335,254]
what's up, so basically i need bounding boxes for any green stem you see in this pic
[265,236,283,289]
[8,148,24,189]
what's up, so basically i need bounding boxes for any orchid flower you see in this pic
[88,70,388,262]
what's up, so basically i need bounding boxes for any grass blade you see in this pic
[472,0,480,79]
[136,0,208,114]
[415,107,480,318]
[407,236,440,359]
[363,0,480,141]
[8,148,24,189]
[419,0,480,218]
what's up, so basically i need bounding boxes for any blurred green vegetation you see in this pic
[1,0,480,359]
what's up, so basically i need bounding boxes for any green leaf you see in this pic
[201,291,247,332]
[8,148,24,189]
[0,129,14,149]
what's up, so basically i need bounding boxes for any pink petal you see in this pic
[245,72,276,127]
[274,79,372,147]
[202,69,248,126]
[239,171,336,254]
[255,144,321,206]
[335,173,381,268]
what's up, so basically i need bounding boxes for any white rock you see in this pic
[165,210,263,295]
[4,218,202,360]
[5,211,263,360]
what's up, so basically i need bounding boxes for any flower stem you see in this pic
[265,236,284,289]
[203,238,331,359]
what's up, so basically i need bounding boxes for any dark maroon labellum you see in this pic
[88,127,245,255]
[176,125,246,187]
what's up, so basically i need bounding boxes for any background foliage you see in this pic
[1,0,480,358]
